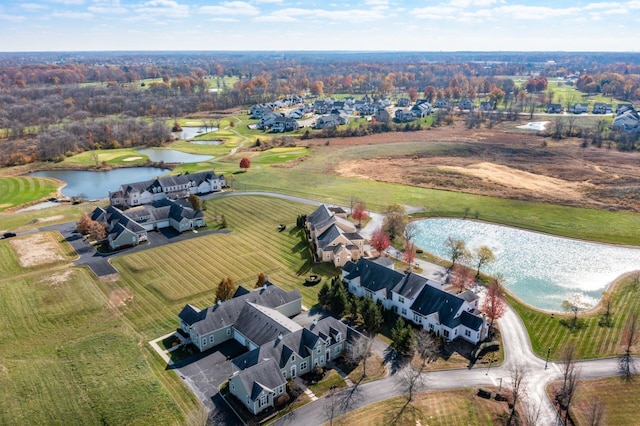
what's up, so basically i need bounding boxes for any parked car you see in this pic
[2,232,17,239]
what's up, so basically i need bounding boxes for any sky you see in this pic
[1,0,639,52]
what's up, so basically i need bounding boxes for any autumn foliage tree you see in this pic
[369,227,391,255]
[76,213,92,234]
[255,272,267,288]
[481,277,507,333]
[239,157,251,171]
[351,200,368,227]
[449,264,476,293]
[88,221,107,241]
[215,277,236,303]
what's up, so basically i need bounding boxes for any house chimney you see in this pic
[277,332,283,341]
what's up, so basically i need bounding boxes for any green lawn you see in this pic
[228,154,640,245]
[508,273,640,360]
[0,177,59,212]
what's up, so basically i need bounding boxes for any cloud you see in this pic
[20,3,48,10]
[199,1,260,16]
[253,15,297,22]
[52,11,94,18]
[494,5,581,20]
[449,0,502,7]
[252,0,284,3]
[46,0,85,4]
[0,13,26,22]
[88,0,128,14]
[263,7,384,21]
[210,17,239,22]
[412,6,460,19]
[134,0,189,18]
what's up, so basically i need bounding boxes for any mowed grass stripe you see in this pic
[0,177,58,212]
[509,274,640,360]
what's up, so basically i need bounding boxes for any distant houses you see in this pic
[109,170,225,209]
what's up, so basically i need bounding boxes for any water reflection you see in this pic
[409,218,640,311]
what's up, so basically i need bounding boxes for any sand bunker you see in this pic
[108,287,134,309]
[123,156,143,162]
[517,121,549,131]
[35,215,64,223]
[41,270,74,287]
[11,233,66,268]
[439,162,588,201]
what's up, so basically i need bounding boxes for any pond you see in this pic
[172,126,218,140]
[29,167,170,199]
[409,218,640,311]
[136,148,213,163]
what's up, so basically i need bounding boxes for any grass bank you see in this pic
[507,272,640,360]
[0,177,59,212]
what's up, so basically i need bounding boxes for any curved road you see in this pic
[199,191,635,425]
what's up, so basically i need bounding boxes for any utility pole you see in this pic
[545,347,551,370]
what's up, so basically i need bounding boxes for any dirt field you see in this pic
[311,121,640,211]
[10,233,67,268]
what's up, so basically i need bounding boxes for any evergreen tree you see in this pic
[318,282,331,308]
[361,297,383,335]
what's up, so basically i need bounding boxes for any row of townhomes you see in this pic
[343,258,488,345]
[91,198,205,250]
[178,282,363,415]
[305,204,365,267]
[109,170,225,208]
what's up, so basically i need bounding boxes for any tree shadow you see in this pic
[382,399,421,425]
[559,318,587,332]
[384,347,402,375]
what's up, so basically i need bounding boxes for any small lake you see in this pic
[29,167,170,199]
[409,218,640,311]
[136,148,213,163]
[172,126,218,140]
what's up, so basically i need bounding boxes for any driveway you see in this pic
[42,221,231,277]
[171,339,247,425]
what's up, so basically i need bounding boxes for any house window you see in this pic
[291,354,295,362]
[401,308,407,316]
[202,338,207,346]
[226,328,231,336]
[259,395,268,407]
[465,330,471,337]
[231,382,235,391]
[209,336,214,343]
[317,346,321,354]
[398,296,405,303]
[413,314,422,324]
[282,371,287,378]
[334,345,342,355]
[443,330,450,338]
[320,356,325,364]
[335,333,341,342]
[300,361,308,371]
[429,323,434,330]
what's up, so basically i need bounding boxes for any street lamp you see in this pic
[545,347,551,370]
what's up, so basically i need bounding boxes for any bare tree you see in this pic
[398,360,425,403]
[523,400,542,426]
[445,236,468,272]
[324,384,341,426]
[585,396,606,426]
[346,334,374,380]
[508,363,528,425]
[619,311,638,382]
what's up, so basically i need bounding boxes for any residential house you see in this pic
[258,112,284,130]
[395,109,417,123]
[90,198,205,250]
[374,108,391,123]
[434,100,449,109]
[272,116,299,133]
[571,103,588,114]
[616,104,635,115]
[230,315,364,414]
[178,282,303,353]
[109,170,225,208]
[546,104,563,113]
[250,104,274,119]
[396,98,410,107]
[178,281,362,415]
[612,109,640,132]
[342,258,488,344]
[315,114,341,129]
[305,204,364,267]
[480,101,494,112]
[459,99,474,110]
[411,102,433,117]
[592,103,612,114]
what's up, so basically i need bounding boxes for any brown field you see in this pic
[10,233,72,268]
[306,121,640,212]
